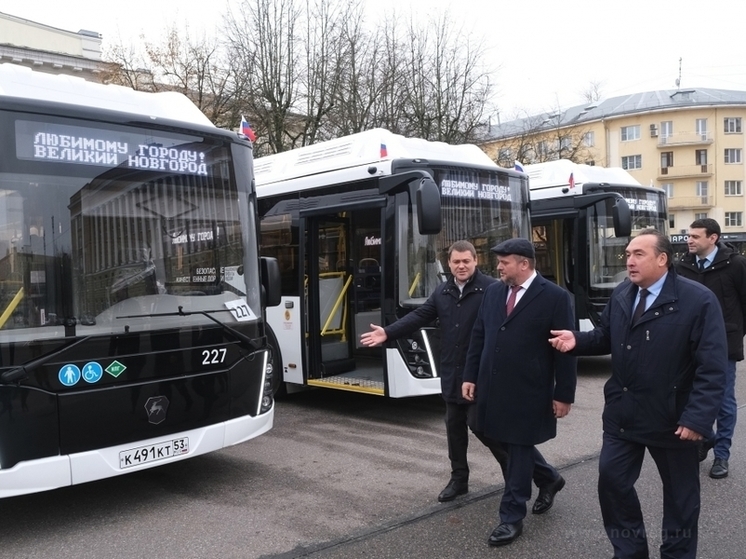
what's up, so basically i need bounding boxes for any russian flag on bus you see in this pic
[240,116,257,142]
[568,172,575,189]
[514,161,524,173]
[380,143,388,158]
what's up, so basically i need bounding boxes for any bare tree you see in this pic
[581,80,604,105]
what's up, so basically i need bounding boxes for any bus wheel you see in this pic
[266,325,286,398]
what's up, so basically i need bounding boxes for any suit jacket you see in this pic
[463,272,577,445]
[573,270,727,448]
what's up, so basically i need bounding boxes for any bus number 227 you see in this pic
[202,348,227,365]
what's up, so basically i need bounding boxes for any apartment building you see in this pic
[480,89,746,242]
[0,11,107,80]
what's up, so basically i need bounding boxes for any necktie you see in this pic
[506,285,521,315]
[698,259,707,272]
[631,288,649,324]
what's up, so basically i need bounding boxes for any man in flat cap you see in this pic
[463,237,577,547]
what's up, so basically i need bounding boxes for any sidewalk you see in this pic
[304,368,746,559]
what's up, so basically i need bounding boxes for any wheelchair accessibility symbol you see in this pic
[82,362,103,383]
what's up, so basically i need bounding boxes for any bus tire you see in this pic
[266,325,286,398]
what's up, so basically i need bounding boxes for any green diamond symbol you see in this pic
[105,360,127,378]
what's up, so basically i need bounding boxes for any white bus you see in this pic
[0,64,280,497]
[256,129,530,397]
[525,159,668,330]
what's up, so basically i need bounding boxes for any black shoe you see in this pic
[532,475,566,514]
[438,480,468,502]
[710,458,729,479]
[487,521,523,547]
[698,439,714,462]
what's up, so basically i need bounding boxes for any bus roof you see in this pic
[0,63,214,127]
[525,159,642,195]
[255,128,499,194]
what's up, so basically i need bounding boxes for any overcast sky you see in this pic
[6,0,746,119]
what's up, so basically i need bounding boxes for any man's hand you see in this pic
[462,382,476,402]
[360,324,387,347]
[675,425,704,441]
[549,330,576,352]
[553,400,572,418]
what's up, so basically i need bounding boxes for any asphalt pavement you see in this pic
[285,362,746,559]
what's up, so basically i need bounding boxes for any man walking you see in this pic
[675,218,746,479]
[462,238,576,547]
[550,229,726,559]
[360,241,508,502]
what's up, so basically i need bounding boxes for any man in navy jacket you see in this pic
[361,240,508,502]
[550,229,726,559]
[463,238,576,547]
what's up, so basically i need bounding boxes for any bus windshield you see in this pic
[0,113,260,341]
[398,167,529,305]
[588,187,668,292]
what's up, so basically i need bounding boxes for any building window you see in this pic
[669,213,675,229]
[725,212,743,227]
[661,152,674,168]
[621,155,642,170]
[660,121,673,138]
[499,148,512,161]
[621,125,641,141]
[724,117,742,134]
[696,118,708,139]
[695,212,708,220]
[725,148,743,164]
[695,149,707,165]
[725,180,743,196]
[583,131,595,147]
[537,141,548,157]
[696,182,709,206]
[662,183,674,198]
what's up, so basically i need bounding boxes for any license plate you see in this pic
[119,437,189,469]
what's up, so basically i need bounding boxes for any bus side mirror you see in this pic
[261,257,282,307]
[612,198,632,238]
[416,177,442,235]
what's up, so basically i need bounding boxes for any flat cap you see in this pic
[490,238,535,259]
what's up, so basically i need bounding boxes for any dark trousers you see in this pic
[598,433,700,559]
[499,443,560,523]
[445,401,508,483]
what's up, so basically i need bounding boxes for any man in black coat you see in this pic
[360,240,510,503]
[463,238,576,547]
[675,218,746,479]
[551,229,726,559]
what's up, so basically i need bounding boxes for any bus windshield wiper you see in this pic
[1,336,92,383]
[117,306,261,352]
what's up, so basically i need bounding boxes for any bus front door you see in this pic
[304,210,385,395]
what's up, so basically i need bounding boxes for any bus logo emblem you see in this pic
[145,396,169,425]
[106,360,127,378]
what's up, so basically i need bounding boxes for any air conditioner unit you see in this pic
[650,124,659,137]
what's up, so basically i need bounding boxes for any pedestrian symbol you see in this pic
[82,362,103,383]
[58,364,81,386]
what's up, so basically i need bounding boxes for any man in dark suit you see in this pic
[462,238,577,547]
[550,229,726,559]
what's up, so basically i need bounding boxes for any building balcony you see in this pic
[658,164,713,179]
[656,132,713,147]
[667,195,715,210]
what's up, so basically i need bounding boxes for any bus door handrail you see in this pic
[320,272,352,339]
[0,287,24,330]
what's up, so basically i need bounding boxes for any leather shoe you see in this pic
[487,521,523,547]
[697,439,714,462]
[710,458,729,479]
[532,475,566,514]
[437,480,467,502]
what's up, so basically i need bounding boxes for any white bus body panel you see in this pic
[265,296,305,385]
[0,63,213,127]
[526,159,642,201]
[255,128,499,195]
[386,348,440,398]
[0,411,273,498]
